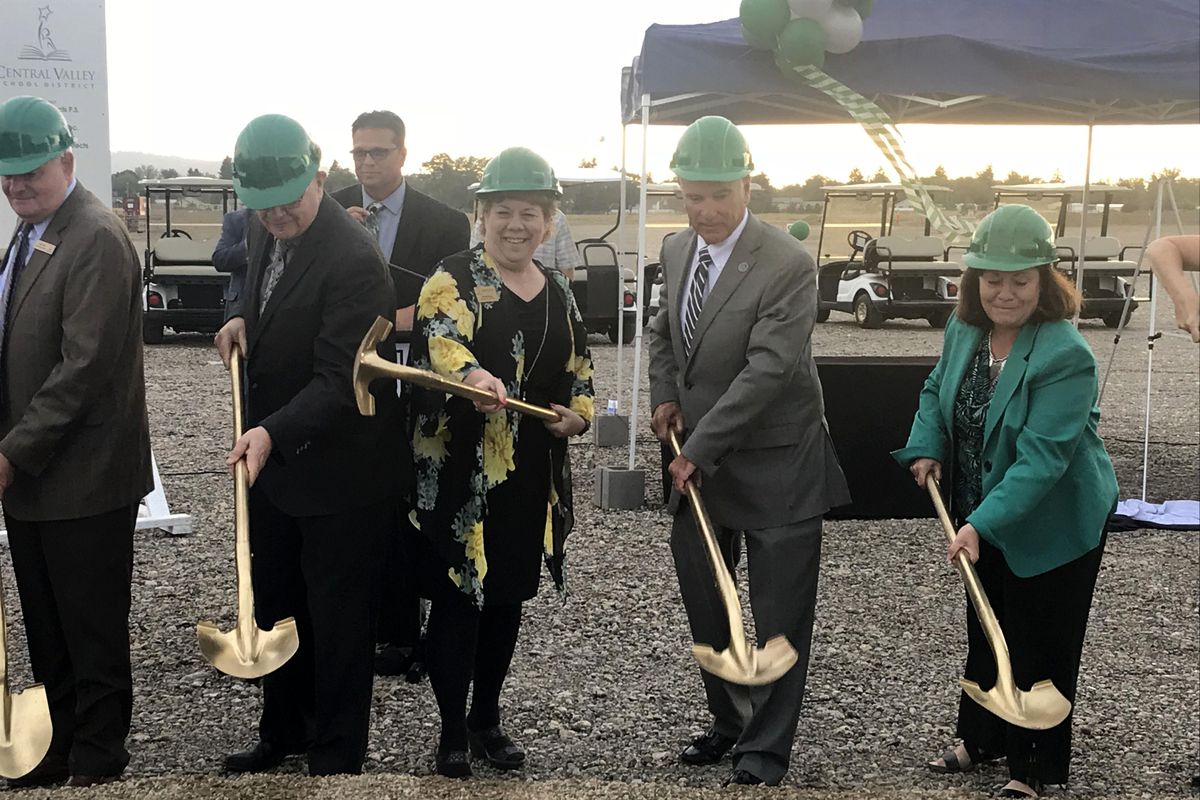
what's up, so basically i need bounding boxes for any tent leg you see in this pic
[1072,122,1094,327]
[1140,179,1165,501]
[628,93,651,473]
[616,125,628,408]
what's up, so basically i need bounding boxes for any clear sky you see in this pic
[104,0,1199,186]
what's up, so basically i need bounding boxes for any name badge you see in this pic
[474,285,500,303]
[33,240,56,255]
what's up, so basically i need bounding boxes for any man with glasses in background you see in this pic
[331,110,469,682]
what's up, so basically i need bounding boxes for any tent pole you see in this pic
[1072,122,1095,327]
[616,124,628,408]
[1140,179,1165,501]
[628,93,651,471]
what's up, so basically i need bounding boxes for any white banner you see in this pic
[0,0,111,238]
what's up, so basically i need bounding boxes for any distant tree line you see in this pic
[112,157,1200,214]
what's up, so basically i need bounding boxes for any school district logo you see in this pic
[18,6,71,62]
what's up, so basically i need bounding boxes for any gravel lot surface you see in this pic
[2,300,1196,799]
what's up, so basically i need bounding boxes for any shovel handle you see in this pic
[926,478,972,570]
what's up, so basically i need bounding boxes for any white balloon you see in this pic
[788,0,833,20]
[819,4,863,53]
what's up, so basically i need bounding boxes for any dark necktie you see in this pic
[682,245,713,356]
[1,223,33,375]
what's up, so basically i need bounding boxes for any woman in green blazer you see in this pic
[894,205,1117,799]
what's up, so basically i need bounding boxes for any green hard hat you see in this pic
[0,95,74,176]
[964,204,1057,272]
[670,116,753,182]
[231,114,320,209]
[476,147,560,197]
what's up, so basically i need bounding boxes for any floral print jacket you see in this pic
[409,245,595,605]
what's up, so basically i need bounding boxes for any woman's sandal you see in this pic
[467,725,526,770]
[434,747,472,779]
[995,779,1040,798]
[927,743,1003,774]
[928,744,975,774]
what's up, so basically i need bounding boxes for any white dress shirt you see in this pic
[680,209,750,315]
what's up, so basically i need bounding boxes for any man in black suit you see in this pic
[214,114,399,776]
[330,110,469,678]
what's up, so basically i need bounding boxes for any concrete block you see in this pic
[592,414,629,447]
[593,467,646,510]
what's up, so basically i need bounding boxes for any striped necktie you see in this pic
[682,245,713,356]
[364,201,384,243]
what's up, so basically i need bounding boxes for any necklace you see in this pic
[986,330,1008,384]
[517,273,551,394]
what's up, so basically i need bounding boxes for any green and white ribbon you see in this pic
[791,64,976,243]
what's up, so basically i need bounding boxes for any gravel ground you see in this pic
[1,301,1196,800]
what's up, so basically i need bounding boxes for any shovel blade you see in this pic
[960,677,1072,731]
[692,635,799,686]
[197,617,300,680]
[0,684,53,779]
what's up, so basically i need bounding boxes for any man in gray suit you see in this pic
[0,95,151,788]
[649,116,849,787]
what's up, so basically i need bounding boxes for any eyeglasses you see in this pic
[350,147,398,163]
[257,191,308,218]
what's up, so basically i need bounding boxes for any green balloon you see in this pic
[777,18,826,68]
[741,23,780,51]
[788,220,811,241]
[739,0,790,47]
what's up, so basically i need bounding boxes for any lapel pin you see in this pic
[737,262,749,273]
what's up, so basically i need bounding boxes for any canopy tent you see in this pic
[621,0,1200,126]
[607,1,1199,507]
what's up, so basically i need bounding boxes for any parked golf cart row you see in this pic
[135,178,1146,344]
[137,176,658,346]
[812,182,1143,329]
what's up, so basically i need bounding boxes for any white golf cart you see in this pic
[815,183,961,329]
[990,184,1140,327]
[139,177,236,344]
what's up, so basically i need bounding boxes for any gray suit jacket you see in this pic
[0,184,153,520]
[649,214,849,530]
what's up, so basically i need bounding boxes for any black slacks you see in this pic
[5,504,136,777]
[957,533,1106,786]
[248,490,387,776]
[375,506,423,649]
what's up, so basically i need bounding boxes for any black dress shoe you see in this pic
[6,753,69,788]
[724,768,765,786]
[468,725,526,770]
[374,645,416,677]
[223,741,299,773]
[680,728,738,766]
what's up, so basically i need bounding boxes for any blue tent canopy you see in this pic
[622,0,1200,126]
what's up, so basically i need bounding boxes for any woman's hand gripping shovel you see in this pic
[668,430,796,686]
[0,566,52,778]
[196,348,299,679]
[352,317,560,421]
[926,478,1071,729]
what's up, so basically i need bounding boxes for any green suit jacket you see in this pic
[893,316,1117,577]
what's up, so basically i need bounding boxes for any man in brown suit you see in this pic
[0,95,151,789]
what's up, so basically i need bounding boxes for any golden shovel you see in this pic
[196,348,300,679]
[353,317,559,421]
[927,478,1071,730]
[0,569,52,778]
[667,430,797,686]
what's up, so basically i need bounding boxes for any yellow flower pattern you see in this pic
[482,412,516,488]
[410,249,594,606]
[428,336,476,378]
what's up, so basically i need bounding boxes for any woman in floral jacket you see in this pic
[407,147,594,779]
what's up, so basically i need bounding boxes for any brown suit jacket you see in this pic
[0,184,152,521]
